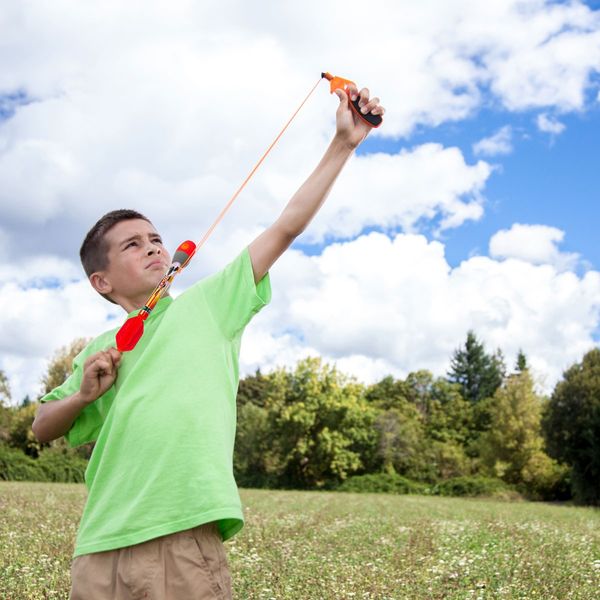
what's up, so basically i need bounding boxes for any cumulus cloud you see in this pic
[239,230,600,398]
[489,223,579,271]
[2,1,600,403]
[473,126,513,157]
[536,113,566,134]
[4,230,599,404]
[0,1,599,258]
[264,144,491,244]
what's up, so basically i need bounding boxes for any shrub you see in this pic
[35,447,87,483]
[0,444,45,481]
[433,476,513,497]
[0,443,87,483]
[518,452,571,501]
[337,472,429,495]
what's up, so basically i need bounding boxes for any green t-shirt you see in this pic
[40,247,271,558]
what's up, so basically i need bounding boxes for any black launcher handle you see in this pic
[349,95,383,128]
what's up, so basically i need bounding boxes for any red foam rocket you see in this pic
[116,240,196,352]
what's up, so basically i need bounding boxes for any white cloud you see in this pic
[239,230,600,396]
[473,125,513,156]
[489,223,579,271]
[264,144,491,244]
[2,229,599,404]
[536,113,566,134]
[2,1,600,403]
[0,0,599,256]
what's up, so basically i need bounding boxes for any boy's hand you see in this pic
[79,348,122,404]
[333,84,385,149]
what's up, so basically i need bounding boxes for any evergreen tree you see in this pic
[447,331,504,404]
[543,349,600,505]
[492,348,507,382]
[515,349,528,373]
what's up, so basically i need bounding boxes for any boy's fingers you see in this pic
[334,89,347,106]
[345,83,359,101]
[360,97,380,114]
[94,358,111,375]
[107,347,122,364]
[358,88,370,107]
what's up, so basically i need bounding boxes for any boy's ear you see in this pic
[89,272,113,296]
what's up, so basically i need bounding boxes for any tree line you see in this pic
[1,332,599,504]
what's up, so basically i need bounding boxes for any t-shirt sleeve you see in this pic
[39,348,109,448]
[201,246,272,339]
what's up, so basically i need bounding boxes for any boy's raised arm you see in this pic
[248,84,384,284]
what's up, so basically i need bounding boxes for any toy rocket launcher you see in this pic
[321,72,383,128]
[114,73,379,353]
[115,240,196,352]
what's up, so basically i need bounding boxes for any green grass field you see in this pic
[1,482,599,599]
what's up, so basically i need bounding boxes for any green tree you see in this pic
[236,368,271,408]
[374,404,424,478]
[8,404,46,457]
[365,375,410,411]
[38,337,94,459]
[234,369,290,487]
[477,371,567,498]
[543,349,600,505]
[515,349,528,373]
[234,402,274,487]
[41,337,90,396]
[447,331,504,405]
[269,357,377,489]
[369,372,474,482]
[0,370,10,406]
[0,370,13,445]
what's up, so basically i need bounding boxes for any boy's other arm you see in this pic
[248,84,384,284]
[32,348,121,443]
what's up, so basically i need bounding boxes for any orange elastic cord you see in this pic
[193,75,324,254]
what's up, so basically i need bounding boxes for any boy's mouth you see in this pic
[145,259,165,270]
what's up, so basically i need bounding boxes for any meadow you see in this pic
[1,481,599,599]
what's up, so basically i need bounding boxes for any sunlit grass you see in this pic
[1,482,599,599]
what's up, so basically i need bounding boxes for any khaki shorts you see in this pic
[69,521,232,600]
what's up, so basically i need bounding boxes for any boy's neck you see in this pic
[117,291,171,315]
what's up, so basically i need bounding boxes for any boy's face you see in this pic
[90,219,172,308]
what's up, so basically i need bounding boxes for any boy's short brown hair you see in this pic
[80,209,152,304]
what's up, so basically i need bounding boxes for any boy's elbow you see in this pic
[31,419,47,443]
[32,409,54,444]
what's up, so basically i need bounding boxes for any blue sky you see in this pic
[2,0,600,403]
[293,101,600,274]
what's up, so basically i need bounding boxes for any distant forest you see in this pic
[1,331,599,504]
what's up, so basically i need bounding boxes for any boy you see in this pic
[33,84,384,599]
